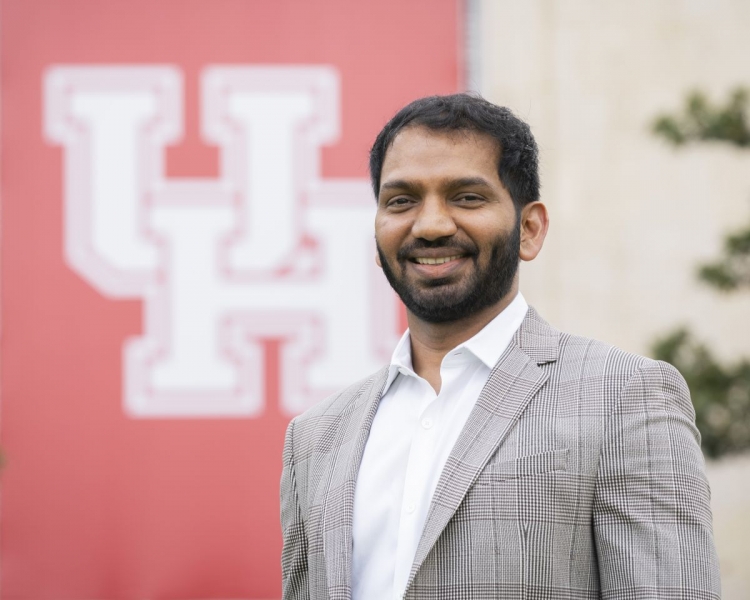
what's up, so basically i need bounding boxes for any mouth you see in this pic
[411,254,465,265]
[406,253,471,279]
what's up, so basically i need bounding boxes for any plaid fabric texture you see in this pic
[280,308,721,599]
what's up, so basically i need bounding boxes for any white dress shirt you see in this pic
[351,293,529,600]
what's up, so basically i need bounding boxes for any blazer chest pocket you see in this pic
[480,448,569,482]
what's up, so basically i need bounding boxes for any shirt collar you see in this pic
[461,292,529,369]
[383,327,414,392]
[382,293,529,394]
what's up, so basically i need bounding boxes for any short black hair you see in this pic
[369,93,540,209]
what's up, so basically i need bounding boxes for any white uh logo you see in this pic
[44,66,398,418]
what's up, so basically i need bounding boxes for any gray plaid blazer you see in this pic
[280,308,721,599]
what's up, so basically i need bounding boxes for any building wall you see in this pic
[705,454,750,598]
[475,0,750,361]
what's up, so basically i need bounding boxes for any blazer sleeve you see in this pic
[280,418,310,600]
[592,360,721,599]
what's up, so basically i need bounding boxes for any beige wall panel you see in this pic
[477,0,750,359]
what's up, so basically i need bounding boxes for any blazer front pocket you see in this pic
[480,448,569,482]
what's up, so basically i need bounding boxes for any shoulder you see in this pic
[294,366,389,424]
[551,330,692,417]
[557,331,685,383]
[522,307,681,382]
[285,366,389,457]
[557,331,651,375]
[521,307,689,411]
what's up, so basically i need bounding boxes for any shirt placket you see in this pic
[392,377,439,599]
[392,356,472,599]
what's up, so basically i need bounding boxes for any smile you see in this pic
[412,255,464,265]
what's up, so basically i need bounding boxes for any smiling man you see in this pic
[280,95,720,600]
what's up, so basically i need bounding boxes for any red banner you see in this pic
[1,1,461,597]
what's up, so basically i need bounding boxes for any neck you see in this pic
[407,284,519,393]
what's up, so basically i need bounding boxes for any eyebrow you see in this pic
[380,179,414,192]
[379,176,493,193]
[444,177,493,191]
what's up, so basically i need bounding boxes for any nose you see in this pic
[411,197,458,241]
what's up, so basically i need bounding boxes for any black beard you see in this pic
[377,221,521,324]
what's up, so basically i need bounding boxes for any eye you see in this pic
[455,194,484,205]
[385,196,415,209]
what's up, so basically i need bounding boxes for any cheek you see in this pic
[471,213,517,244]
[466,225,504,250]
[374,218,408,252]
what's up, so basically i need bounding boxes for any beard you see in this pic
[377,220,521,324]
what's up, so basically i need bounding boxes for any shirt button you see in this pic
[406,502,416,514]
[421,418,433,429]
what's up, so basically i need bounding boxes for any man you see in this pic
[280,94,720,599]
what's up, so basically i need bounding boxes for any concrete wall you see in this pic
[474,0,750,361]
[705,453,750,597]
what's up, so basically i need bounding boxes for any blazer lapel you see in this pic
[322,367,389,600]
[406,307,559,589]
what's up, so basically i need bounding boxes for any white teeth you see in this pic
[414,255,462,265]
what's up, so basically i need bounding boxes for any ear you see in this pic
[519,202,549,262]
[375,251,382,268]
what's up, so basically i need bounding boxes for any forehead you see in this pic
[380,126,501,187]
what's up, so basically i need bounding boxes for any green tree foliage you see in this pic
[651,88,750,458]
[697,225,750,291]
[653,87,750,293]
[653,88,750,147]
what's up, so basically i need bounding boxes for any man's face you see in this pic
[375,126,521,324]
